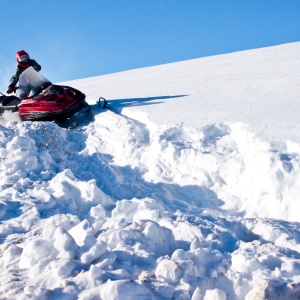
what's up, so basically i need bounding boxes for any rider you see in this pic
[6,50,41,94]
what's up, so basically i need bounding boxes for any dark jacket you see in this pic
[9,60,41,87]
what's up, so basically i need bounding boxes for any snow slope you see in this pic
[1,42,300,299]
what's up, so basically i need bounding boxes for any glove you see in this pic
[7,85,15,94]
[33,64,41,72]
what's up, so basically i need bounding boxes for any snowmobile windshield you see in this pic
[17,67,52,99]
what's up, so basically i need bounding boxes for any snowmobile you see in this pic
[0,67,106,127]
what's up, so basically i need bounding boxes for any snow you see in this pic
[1,42,300,299]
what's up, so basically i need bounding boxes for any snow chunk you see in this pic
[5,136,39,174]
[191,287,202,300]
[246,279,300,300]
[19,239,56,269]
[23,285,47,299]
[231,246,264,273]
[204,288,227,300]
[80,236,107,264]
[53,227,79,259]
[68,219,90,247]
[48,169,114,213]
[155,259,181,284]
[112,199,139,223]
[90,204,106,220]
[136,219,176,256]
[281,260,300,277]
[0,244,22,268]
[50,259,77,277]
[100,280,155,300]
[99,228,144,251]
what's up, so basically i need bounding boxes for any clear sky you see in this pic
[1,0,300,89]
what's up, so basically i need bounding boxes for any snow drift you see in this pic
[1,42,300,299]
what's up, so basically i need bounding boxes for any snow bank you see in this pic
[1,118,300,300]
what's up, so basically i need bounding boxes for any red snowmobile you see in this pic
[0,67,98,126]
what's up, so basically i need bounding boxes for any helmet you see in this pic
[16,50,30,67]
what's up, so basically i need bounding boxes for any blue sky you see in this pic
[1,0,300,88]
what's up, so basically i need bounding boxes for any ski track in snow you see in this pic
[2,43,300,299]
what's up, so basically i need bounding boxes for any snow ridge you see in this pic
[1,106,300,299]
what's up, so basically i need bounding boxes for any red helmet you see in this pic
[16,50,30,67]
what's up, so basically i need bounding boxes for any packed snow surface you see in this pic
[1,42,300,299]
